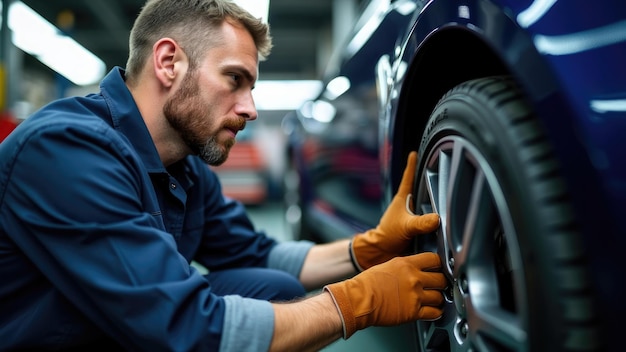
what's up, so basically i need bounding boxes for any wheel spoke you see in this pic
[446,142,474,257]
[422,147,452,217]
[462,169,498,268]
[469,305,527,351]
[437,148,451,221]
[418,317,456,350]
[423,168,438,215]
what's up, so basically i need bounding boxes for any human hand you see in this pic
[351,151,440,271]
[324,252,446,339]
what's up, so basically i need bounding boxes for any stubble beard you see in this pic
[198,135,231,166]
[163,71,232,166]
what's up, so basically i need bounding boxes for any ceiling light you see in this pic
[9,1,106,86]
[323,76,351,100]
[252,80,322,111]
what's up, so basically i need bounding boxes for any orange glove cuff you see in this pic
[324,284,356,339]
[324,253,447,339]
[348,239,364,272]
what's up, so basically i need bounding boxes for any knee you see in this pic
[263,270,306,301]
[206,268,307,301]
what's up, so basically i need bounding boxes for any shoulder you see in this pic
[0,97,141,182]
[7,96,128,153]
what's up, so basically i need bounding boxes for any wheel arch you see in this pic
[386,1,599,215]
[388,26,511,193]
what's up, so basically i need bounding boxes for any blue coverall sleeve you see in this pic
[0,118,272,350]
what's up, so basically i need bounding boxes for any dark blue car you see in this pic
[283,0,626,350]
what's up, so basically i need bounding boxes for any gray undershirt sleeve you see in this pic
[219,295,274,352]
[219,242,314,351]
[267,240,315,277]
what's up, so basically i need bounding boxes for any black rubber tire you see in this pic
[413,76,602,351]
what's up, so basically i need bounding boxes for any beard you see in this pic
[163,71,234,166]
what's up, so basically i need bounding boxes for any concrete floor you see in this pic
[245,201,420,352]
[245,201,293,243]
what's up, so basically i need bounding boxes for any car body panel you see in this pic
[284,0,625,348]
[387,3,626,341]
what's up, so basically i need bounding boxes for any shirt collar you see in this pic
[99,67,167,174]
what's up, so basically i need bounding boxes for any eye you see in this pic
[230,74,241,84]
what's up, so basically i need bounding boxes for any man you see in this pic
[0,0,446,350]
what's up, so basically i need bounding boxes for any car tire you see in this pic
[413,76,602,351]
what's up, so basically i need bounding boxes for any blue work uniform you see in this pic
[0,68,313,351]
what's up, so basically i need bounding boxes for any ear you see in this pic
[152,38,187,88]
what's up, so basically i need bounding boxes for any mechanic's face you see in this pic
[163,20,258,166]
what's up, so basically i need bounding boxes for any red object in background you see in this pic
[211,141,269,205]
[0,112,19,142]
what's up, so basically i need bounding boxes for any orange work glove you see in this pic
[324,252,446,339]
[351,151,440,271]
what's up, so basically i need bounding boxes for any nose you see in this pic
[235,91,258,121]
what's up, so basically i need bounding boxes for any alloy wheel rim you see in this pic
[415,135,529,351]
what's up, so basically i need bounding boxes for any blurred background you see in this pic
[0,0,365,220]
